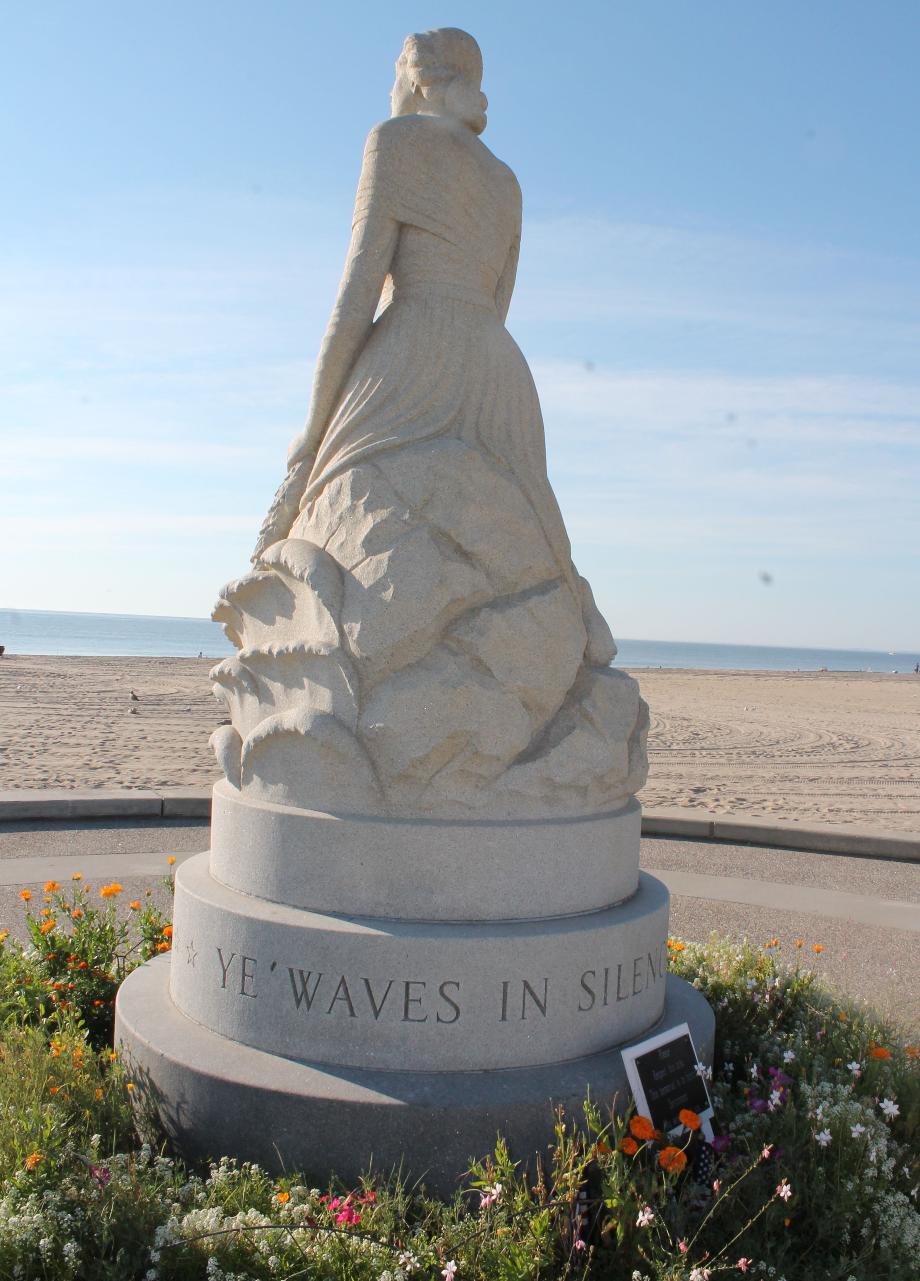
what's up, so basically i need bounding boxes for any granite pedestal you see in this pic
[116,787,714,1193]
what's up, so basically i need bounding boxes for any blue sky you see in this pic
[2,1,918,648]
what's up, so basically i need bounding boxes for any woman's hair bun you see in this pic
[397,28,482,91]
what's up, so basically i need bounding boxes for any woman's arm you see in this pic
[495,231,520,325]
[287,210,399,469]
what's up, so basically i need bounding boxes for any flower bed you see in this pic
[0,879,916,1280]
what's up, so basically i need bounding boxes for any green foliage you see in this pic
[0,931,915,1279]
[0,871,173,1045]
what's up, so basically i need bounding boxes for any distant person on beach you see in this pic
[0,645,5,657]
[915,661,919,675]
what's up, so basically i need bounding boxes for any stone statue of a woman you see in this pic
[211,28,648,818]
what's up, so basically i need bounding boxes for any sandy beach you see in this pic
[1,655,919,832]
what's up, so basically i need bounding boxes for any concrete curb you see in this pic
[641,806,920,863]
[0,787,212,822]
[0,790,917,862]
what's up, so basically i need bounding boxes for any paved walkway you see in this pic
[1,819,917,1032]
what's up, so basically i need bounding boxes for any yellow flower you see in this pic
[71,872,83,881]
[166,856,177,866]
[19,889,32,902]
[44,880,60,893]
[275,1190,290,1204]
[0,931,8,943]
[24,1152,42,1171]
[100,883,123,898]
[125,1082,135,1091]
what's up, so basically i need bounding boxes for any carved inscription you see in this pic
[210,940,667,1028]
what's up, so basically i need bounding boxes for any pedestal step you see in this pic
[170,853,670,1071]
[210,780,642,920]
[116,955,715,1196]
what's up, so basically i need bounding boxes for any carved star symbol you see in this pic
[185,940,198,968]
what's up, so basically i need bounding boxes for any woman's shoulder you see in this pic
[364,113,457,154]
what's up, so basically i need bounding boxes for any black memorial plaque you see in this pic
[630,1031,711,1133]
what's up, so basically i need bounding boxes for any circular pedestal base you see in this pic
[116,955,714,1197]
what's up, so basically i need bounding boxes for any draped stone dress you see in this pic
[211,115,649,819]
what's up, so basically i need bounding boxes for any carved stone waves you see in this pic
[209,442,649,820]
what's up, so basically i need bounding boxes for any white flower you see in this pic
[695,1061,713,1081]
[816,1129,832,1147]
[636,1205,655,1227]
[847,1061,862,1077]
[783,1050,795,1063]
[750,1064,760,1079]
[441,1263,457,1281]
[768,1089,783,1111]
[776,1179,792,1201]
[690,1269,712,1280]
[745,978,757,991]
[880,1098,900,1121]
[397,1251,419,1273]
[851,1123,866,1139]
[479,1181,503,1208]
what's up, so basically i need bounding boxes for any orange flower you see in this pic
[658,1146,688,1173]
[44,880,60,893]
[678,1108,701,1132]
[128,901,142,911]
[838,1012,847,1021]
[794,939,804,948]
[666,938,686,952]
[49,1085,60,1095]
[95,1088,104,1100]
[906,1046,919,1059]
[275,1190,290,1204]
[156,941,171,952]
[629,1116,656,1141]
[39,908,52,918]
[24,1152,42,1171]
[618,1136,639,1155]
[19,889,32,902]
[100,883,123,898]
[71,908,84,920]
[39,921,56,935]
[594,1140,612,1156]
[166,856,177,866]
[162,925,174,939]
[812,944,824,954]
[870,1047,891,1060]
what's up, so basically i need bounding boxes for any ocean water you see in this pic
[1,608,917,672]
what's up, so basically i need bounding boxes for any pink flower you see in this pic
[636,1205,655,1228]
[712,1179,722,1193]
[678,1238,689,1253]
[574,1239,586,1251]
[479,1181,503,1209]
[442,1262,458,1280]
[776,1178,793,1201]
[761,1144,773,1160]
[738,1260,753,1274]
